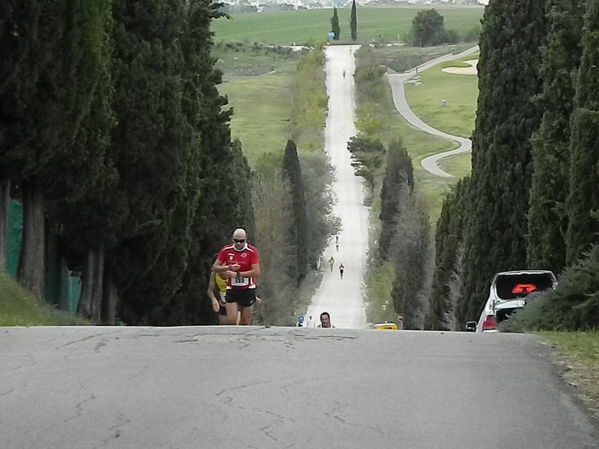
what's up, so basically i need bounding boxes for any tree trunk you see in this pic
[17,181,45,297]
[101,269,117,325]
[77,247,95,318]
[91,246,104,323]
[0,180,10,272]
[77,246,105,322]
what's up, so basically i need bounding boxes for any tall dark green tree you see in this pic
[0,0,18,271]
[427,178,469,331]
[282,139,308,285]
[389,202,431,330]
[378,139,413,260]
[108,0,190,324]
[350,0,357,41]
[42,1,118,323]
[331,7,340,41]
[0,1,114,297]
[162,0,255,325]
[527,0,585,275]
[565,0,599,265]
[377,139,430,329]
[460,0,548,323]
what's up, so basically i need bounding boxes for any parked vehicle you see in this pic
[464,321,477,332]
[476,270,557,332]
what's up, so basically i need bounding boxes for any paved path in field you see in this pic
[387,46,479,177]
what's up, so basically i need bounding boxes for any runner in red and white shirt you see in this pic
[212,228,260,325]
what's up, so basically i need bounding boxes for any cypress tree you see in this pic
[389,194,431,330]
[566,0,599,265]
[0,1,19,270]
[162,0,255,325]
[331,8,340,41]
[40,1,118,322]
[377,139,430,329]
[282,139,309,286]
[427,178,468,330]
[350,0,357,41]
[0,1,63,295]
[527,0,585,275]
[378,139,413,260]
[109,0,189,324]
[0,1,113,297]
[167,140,255,325]
[460,0,548,323]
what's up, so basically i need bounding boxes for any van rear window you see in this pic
[496,273,554,299]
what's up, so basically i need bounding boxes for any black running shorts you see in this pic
[225,288,256,307]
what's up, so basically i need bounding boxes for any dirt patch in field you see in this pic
[442,59,478,75]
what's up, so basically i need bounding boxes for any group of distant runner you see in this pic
[328,236,345,280]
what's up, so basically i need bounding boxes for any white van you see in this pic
[476,270,557,332]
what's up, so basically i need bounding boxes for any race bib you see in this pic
[231,275,249,287]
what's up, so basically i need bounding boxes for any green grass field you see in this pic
[405,57,478,138]
[212,7,484,45]
[220,67,297,165]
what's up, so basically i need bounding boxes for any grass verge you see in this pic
[540,331,599,419]
[0,272,89,326]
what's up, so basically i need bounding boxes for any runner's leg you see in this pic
[239,306,253,325]
[225,302,240,325]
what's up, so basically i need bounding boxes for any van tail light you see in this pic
[482,314,497,331]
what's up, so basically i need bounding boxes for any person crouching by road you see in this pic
[318,311,334,328]
[212,228,260,325]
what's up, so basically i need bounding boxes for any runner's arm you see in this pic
[239,263,260,278]
[213,259,239,276]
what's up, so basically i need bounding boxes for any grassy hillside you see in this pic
[0,273,88,326]
[212,7,484,45]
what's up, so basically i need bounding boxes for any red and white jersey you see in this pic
[216,243,260,290]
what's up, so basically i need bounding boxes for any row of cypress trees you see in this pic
[0,0,254,325]
[329,1,358,42]
[428,0,599,329]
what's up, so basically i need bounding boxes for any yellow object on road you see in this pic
[374,323,398,330]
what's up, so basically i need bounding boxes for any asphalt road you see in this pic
[306,45,368,329]
[1,326,597,448]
